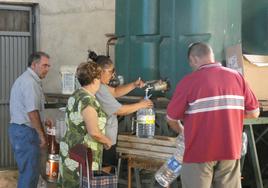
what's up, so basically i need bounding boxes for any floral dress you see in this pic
[58,89,107,188]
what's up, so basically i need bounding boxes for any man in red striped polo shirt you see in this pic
[167,42,259,188]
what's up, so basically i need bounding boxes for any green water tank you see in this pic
[242,0,268,54]
[115,0,241,98]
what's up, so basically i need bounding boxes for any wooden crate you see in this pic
[116,134,177,160]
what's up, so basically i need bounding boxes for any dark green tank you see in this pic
[242,0,268,55]
[115,0,241,98]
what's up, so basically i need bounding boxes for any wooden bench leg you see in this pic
[128,163,132,188]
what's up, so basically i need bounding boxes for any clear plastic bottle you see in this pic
[55,107,66,142]
[241,131,248,156]
[155,133,185,187]
[136,87,155,138]
[136,107,155,138]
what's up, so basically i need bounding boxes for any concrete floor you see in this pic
[0,170,57,188]
[0,170,18,188]
[0,169,166,188]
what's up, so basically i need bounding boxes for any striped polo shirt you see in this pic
[167,63,259,163]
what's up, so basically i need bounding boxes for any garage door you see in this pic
[0,4,35,168]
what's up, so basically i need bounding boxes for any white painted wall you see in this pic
[1,0,115,93]
[40,0,115,93]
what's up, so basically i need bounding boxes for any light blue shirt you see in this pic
[10,68,45,127]
[96,84,122,145]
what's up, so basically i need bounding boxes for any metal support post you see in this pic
[244,124,263,188]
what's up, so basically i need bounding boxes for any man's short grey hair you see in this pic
[187,42,213,59]
[28,51,50,67]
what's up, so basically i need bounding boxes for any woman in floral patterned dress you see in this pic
[58,62,112,188]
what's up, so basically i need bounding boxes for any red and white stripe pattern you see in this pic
[185,95,245,114]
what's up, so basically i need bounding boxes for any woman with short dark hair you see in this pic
[58,62,112,188]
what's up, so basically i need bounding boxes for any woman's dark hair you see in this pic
[88,51,113,69]
[76,62,102,86]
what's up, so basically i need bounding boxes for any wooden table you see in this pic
[116,134,177,188]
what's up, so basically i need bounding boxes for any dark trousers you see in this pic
[9,123,40,188]
[103,145,118,166]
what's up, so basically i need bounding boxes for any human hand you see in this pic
[178,120,184,134]
[45,118,53,127]
[139,99,154,109]
[104,139,112,150]
[104,144,111,150]
[39,134,47,149]
[134,77,145,88]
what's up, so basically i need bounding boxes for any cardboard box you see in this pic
[226,44,268,100]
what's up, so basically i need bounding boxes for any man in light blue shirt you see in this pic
[9,51,51,188]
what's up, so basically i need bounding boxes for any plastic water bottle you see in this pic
[241,131,248,156]
[55,107,66,142]
[155,133,185,187]
[136,88,155,138]
[136,108,155,138]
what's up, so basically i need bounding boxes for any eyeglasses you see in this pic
[103,68,115,75]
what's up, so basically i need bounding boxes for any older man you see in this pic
[167,42,259,188]
[9,51,51,188]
